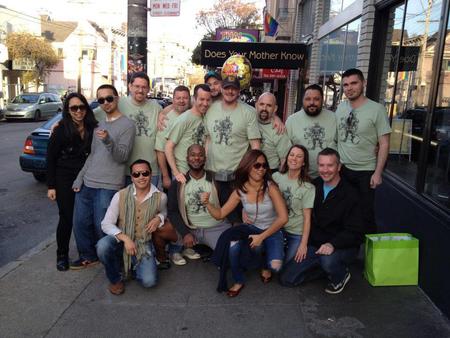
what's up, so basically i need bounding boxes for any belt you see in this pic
[214,170,235,182]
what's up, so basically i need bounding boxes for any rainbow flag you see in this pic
[264,12,279,37]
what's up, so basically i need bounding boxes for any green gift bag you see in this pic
[364,233,419,286]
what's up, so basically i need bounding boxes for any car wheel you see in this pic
[32,172,46,182]
[34,110,41,122]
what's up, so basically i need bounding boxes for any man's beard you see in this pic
[188,163,205,171]
[304,105,322,117]
[258,110,271,124]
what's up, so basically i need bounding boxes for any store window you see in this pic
[424,16,450,208]
[380,0,441,190]
[318,18,361,110]
[323,0,356,22]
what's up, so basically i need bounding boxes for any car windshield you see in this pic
[12,95,39,104]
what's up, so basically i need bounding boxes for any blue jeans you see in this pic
[283,231,302,263]
[280,245,358,286]
[229,225,284,284]
[96,235,158,288]
[73,185,117,261]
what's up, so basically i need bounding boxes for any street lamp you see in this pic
[127,0,149,83]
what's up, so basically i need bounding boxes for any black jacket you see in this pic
[46,124,92,188]
[310,177,364,249]
[167,170,220,237]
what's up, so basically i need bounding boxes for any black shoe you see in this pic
[56,255,69,271]
[69,258,99,270]
[325,272,351,294]
[157,260,171,270]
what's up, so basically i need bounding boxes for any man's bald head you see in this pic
[256,92,278,123]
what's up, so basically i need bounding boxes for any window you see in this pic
[424,16,450,208]
[318,18,361,110]
[323,0,356,22]
[379,0,441,189]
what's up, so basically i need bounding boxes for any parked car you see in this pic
[19,113,62,182]
[5,92,62,121]
[89,99,100,110]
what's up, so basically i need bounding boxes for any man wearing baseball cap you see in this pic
[204,75,261,223]
[204,70,223,102]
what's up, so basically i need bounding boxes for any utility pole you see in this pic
[127,0,148,83]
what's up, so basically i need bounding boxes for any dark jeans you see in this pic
[55,172,77,257]
[217,180,242,224]
[341,166,376,234]
[279,246,358,286]
[73,186,116,261]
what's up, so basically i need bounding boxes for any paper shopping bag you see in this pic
[364,233,418,286]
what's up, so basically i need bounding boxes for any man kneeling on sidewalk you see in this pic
[280,148,364,294]
[97,159,176,295]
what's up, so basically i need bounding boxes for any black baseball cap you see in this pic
[204,70,222,83]
[222,76,240,90]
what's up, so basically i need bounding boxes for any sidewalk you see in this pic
[1,240,449,338]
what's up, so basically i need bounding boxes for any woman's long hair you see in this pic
[61,92,98,144]
[234,149,273,196]
[279,144,311,185]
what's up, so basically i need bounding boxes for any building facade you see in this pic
[267,0,450,318]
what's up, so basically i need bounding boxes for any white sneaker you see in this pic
[171,252,187,266]
[183,248,201,260]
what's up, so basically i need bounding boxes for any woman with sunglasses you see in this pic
[47,92,98,271]
[201,149,288,297]
[273,145,315,263]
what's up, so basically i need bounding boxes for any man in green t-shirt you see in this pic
[335,68,391,234]
[168,144,231,251]
[204,76,261,223]
[155,85,190,189]
[286,84,337,179]
[256,92,291,171]
[120,72,162,187]
[166,84,211,183]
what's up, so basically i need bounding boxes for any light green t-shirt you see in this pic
[154,110,180,152]
[335,99,391,171]
[272,172,315,235]
[119,96,162,174]
[286,109,337,178]
[167,110,206,174]
[205,101,261,172]
[184,174,221,229]
[259,122,292,170]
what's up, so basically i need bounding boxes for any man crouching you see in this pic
[97,159,169,295]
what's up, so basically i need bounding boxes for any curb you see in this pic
[0,233,55,279]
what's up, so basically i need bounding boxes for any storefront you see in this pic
[314,0,450,318]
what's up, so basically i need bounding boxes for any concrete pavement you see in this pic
[1,240,449,338]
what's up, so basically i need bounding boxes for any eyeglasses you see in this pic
[253,162,269,170]
[97,96,115,104]
[69,105,86,113]
[346,110,355,126]
[131,170,151,178]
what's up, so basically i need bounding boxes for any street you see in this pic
[0,120,58,268]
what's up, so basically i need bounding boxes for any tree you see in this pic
[196,0,260,34]
[191,0,260,65]
[6,32,58,89]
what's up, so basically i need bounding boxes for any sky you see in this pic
[0,0,265,50]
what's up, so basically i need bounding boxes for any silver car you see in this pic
[5,92,63,121]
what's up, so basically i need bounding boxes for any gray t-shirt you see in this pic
[73,115,136,191]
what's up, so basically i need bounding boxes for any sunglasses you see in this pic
[69,105,86,113]
[131,170,151,178]
[97,95,115,104]
[253,162,269,170]
[346,110,355,126]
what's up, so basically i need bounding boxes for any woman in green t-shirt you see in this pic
[273,145,315,263]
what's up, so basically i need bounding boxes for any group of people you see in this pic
[47,67,391,297]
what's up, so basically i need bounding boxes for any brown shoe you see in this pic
[108,281,125,295]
